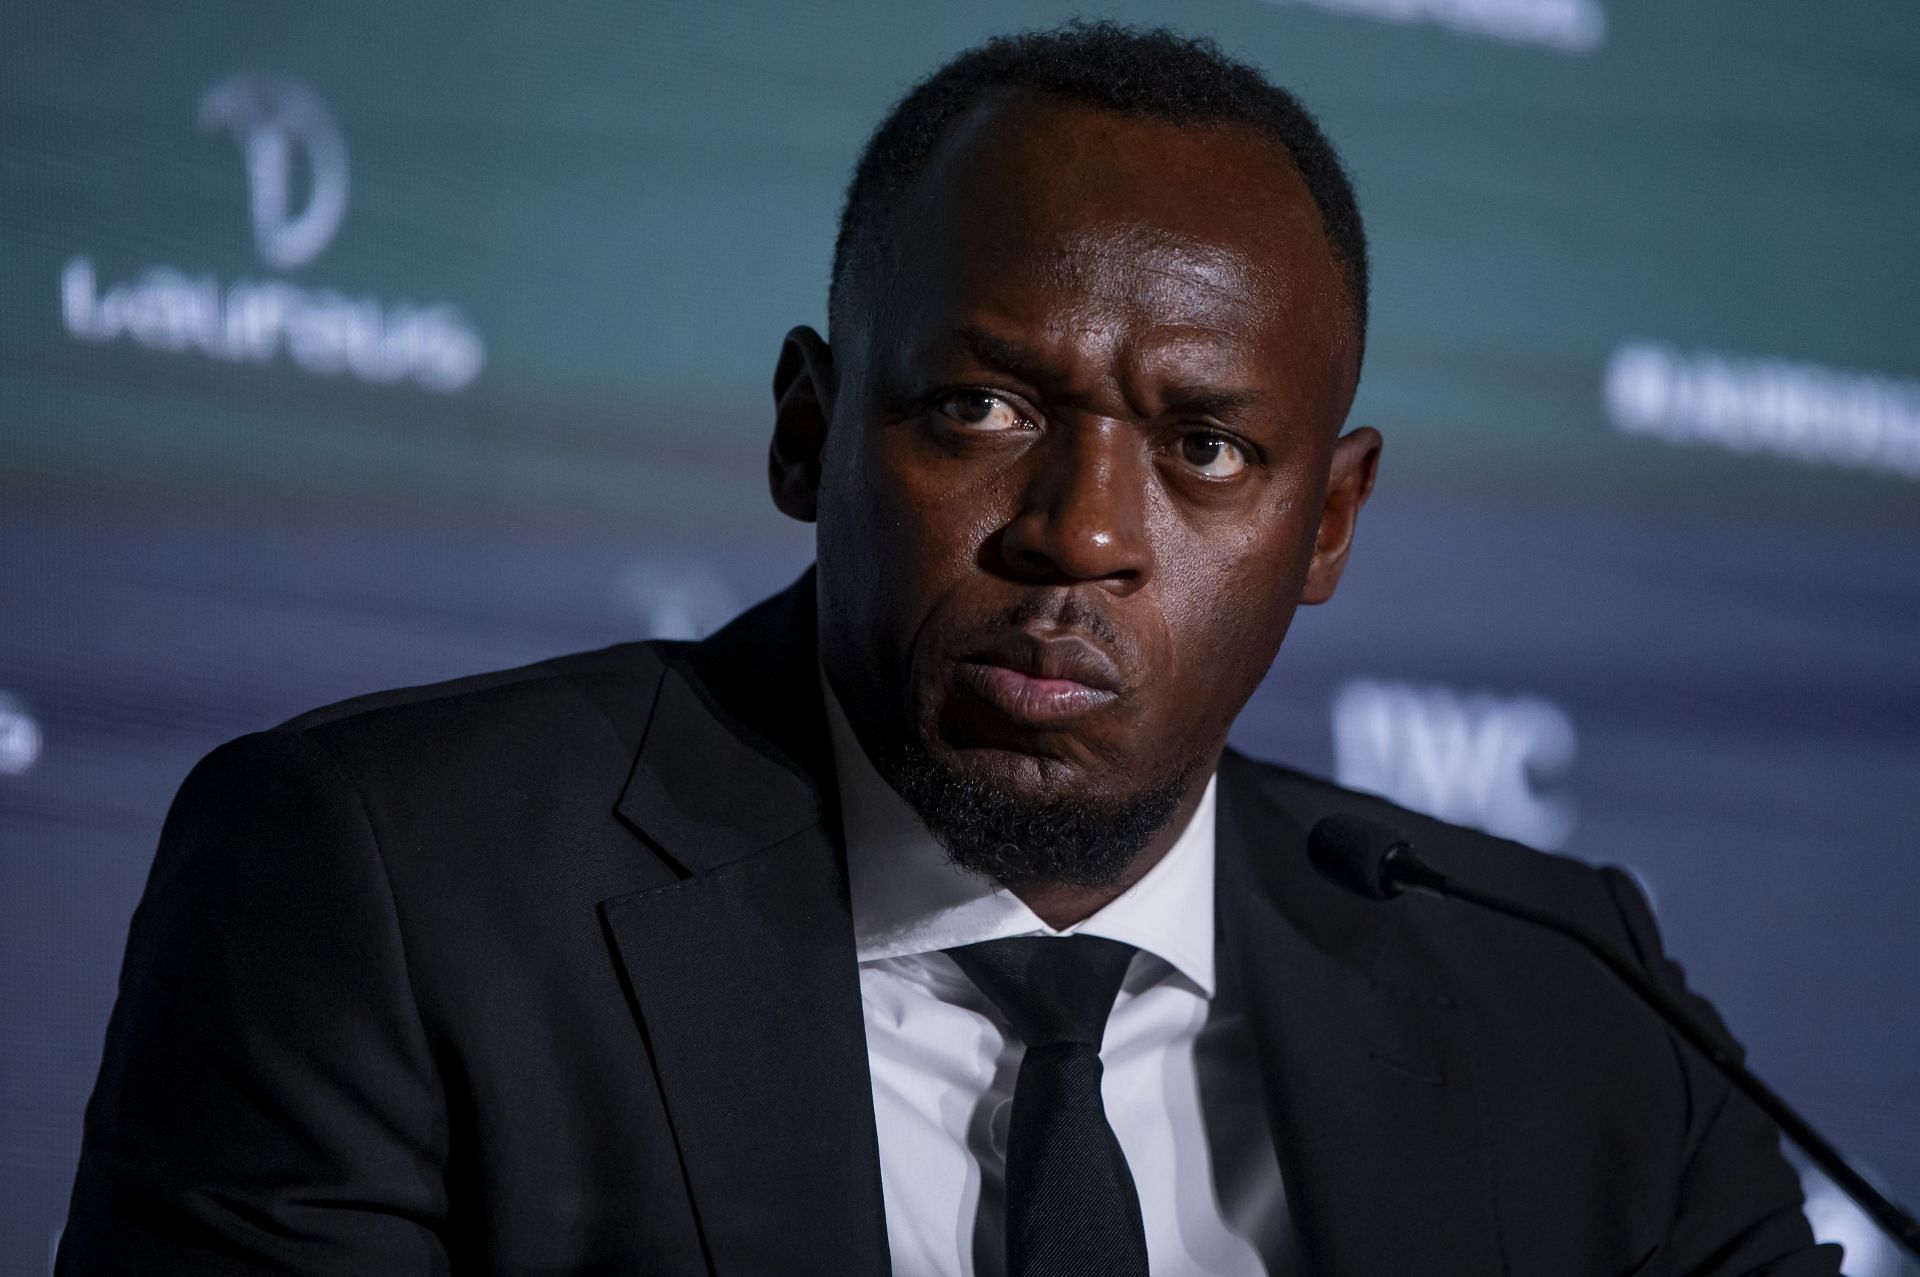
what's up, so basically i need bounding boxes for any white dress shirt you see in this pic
[823,683,1290,1276]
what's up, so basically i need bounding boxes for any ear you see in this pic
[768,325,837,523]
[1300,426,1382,605]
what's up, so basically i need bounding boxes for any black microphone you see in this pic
[1307,814,1920,1262]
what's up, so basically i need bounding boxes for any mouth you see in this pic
[952,631,1126,726]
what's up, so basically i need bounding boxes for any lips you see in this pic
[954,631,1127,725]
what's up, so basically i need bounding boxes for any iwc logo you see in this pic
[1331,678,1578,849]
[61,73,485,393]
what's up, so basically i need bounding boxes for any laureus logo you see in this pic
[198,73,350,270]
[1261,0,1605,53]
[61,72,484,393]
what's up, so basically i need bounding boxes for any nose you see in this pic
[997,419,1151,592]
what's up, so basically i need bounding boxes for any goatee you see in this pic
[878,740,1197,888]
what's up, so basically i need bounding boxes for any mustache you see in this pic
[988,593,1134,662]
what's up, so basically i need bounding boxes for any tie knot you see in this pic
[947,934,1137,1050]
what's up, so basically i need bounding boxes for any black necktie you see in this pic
[947,934,1149,1277]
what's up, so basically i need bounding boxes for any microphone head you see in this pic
[1309,814,1416,901]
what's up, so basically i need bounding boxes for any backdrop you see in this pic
[4,2,1917,1272]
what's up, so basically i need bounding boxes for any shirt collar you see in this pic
[823,674,1216,997]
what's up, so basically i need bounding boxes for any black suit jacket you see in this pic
[60,575,1840,1276]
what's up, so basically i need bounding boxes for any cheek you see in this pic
[1152,496,1315,691]
[817,425,1020,708]
[861,429,1017,579]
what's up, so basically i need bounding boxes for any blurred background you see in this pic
[4,1,1917,1271]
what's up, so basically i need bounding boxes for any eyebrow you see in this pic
[1157,383,1268,419]
[950,326,1270,421]
[953,327,1058,389]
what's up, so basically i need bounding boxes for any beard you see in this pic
[875,735,1201,889]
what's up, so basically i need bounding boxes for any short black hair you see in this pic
[830,20,1370,373]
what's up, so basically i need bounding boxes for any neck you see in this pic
[1006,765,1215,928]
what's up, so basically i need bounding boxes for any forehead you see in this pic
[884,92,1356,395]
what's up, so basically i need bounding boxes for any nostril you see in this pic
[1010,543,1063,579]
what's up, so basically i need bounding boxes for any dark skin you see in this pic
[770,92,1381,927]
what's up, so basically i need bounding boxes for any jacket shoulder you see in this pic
[1221,747,1637,939]
[272,640,678,767]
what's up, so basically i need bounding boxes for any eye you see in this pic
[1177,431,1249,478]
[936,390,1029,433]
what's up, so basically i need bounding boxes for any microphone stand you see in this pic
[1381,846,1920,1262]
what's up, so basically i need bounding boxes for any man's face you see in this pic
[776,93,1378,866]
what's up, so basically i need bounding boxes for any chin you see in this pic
[920,691,1136,789]
[883,730,1197,889]
[924,726,1136,804]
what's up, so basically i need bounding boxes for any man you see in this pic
[60,22,1837,1277]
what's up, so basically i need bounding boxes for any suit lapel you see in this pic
[601,577,890,1277]
[1216,754,1509,1277]
[598,577,1509,1276]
